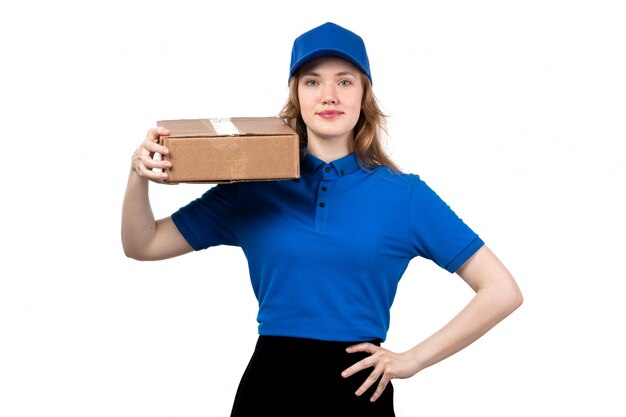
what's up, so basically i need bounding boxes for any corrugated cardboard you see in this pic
[156,117,300,183]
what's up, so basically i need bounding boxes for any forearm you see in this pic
[121,168,157,257]
[409,283,522,373]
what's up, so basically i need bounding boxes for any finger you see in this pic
[341,354,376,379]
[369,375,390,402]
[133,152,170,181]
[133,156,167,179]
[144,138,170,157]
[354,365,384,397]
[144,127,171,155]
[341,343,379,378]
[346,342,378,354]
[141,152,171,171]
[146,126,171,141]
[139,164,169,182]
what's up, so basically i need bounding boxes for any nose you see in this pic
[321,84,337,105]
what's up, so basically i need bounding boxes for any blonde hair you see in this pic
[279,72,402,172]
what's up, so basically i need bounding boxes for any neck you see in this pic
[306,135,352,163]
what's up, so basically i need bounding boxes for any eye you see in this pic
[304,79,319,86]
[338,79,352,86]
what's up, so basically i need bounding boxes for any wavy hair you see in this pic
[278,72,402,172]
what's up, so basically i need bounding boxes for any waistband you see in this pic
[257,335,381,351]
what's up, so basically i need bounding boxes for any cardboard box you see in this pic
[156,117,300,183]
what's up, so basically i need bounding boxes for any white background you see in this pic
[1,0,625,416]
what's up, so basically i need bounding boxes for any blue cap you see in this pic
[289,22,372,84]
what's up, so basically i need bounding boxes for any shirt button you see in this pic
[319,202,326,208]
[325,167,331,173]
[321,186,327,192]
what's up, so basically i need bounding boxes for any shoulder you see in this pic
[368,165,423,189]
[200,182,239,198]
[368,166,451,208]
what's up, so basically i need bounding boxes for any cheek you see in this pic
[298,92,311,110]
[298,88,317,107]
[345,95,363,117]
[344,89,363,108]
[298,93,320,125]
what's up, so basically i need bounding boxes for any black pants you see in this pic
[230,335,395,416]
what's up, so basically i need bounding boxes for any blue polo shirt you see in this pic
[172,152,484,342]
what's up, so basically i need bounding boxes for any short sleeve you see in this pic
[408,175,484,272]
[171,183,240,250]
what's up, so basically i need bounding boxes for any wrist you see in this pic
[407,344,433,374]
[127,165,150,187]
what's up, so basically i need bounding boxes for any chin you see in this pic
[313,125,352,139]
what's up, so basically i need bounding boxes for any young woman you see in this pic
[122,22,523,417]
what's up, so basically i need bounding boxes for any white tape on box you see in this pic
[209,117,240,135]
[152,151,163,173]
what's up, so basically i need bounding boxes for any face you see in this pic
[297,56,364,146]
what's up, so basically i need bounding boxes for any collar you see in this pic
[301,152,363,176]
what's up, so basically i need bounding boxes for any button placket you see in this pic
[315,165,335,230]
[318,179,331,208]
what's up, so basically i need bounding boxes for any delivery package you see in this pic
[155,117,300,183]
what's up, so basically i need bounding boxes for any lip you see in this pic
[316,110,344,119]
